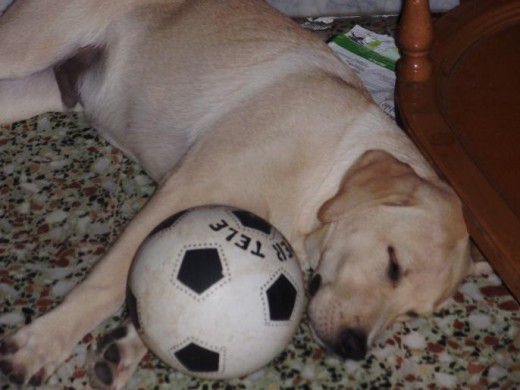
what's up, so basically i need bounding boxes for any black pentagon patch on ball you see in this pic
[266,273,297,321]
[126,287,141,331]
[148,210,188,237]
[175,343,220,372]
[232,210,272,235]
[177,248,224,294]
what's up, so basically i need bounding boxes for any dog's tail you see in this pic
[0,0,139,79]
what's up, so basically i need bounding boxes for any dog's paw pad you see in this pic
[94,361,114,386]
[103,344,121,364]
[0,340,30,386]
[0,339,19,355]
[97,326,127,352]
[28,368,46,386]
[0,359,14,375]
[8,372,26,385]
[0,356,44,386]
[0,360,27,386]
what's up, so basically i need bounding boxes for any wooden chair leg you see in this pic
[397,0,433,82]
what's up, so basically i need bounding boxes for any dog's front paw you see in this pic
[0,321,66,386]
[0,338,42,386]
[88,320,148,390]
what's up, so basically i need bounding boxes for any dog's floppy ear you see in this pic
[318,150,421,223]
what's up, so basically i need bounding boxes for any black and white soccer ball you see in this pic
[127,205,305,379]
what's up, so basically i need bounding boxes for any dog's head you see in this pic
[307,150,476,360]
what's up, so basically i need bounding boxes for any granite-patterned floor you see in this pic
[1,16,519,390]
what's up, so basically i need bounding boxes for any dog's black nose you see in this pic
[334,327,367,360]
[308,274,322,297]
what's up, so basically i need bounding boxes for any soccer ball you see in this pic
[127,205,305,379]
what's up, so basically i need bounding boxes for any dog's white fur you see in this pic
[0,0,485,387]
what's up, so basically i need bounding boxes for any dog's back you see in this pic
[60,0,369,179]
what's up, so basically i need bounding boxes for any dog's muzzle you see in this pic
[307,273,368,361]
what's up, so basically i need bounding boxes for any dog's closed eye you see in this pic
[387,245,400,285]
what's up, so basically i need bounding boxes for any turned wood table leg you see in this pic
[398,0,433,82]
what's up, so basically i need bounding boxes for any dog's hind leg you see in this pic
[87,320,148,390]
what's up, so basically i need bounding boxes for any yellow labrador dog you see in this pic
[0,0,487,387]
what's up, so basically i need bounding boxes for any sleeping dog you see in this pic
[0,0,487,387]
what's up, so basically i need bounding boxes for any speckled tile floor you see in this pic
[1,16,519,390]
